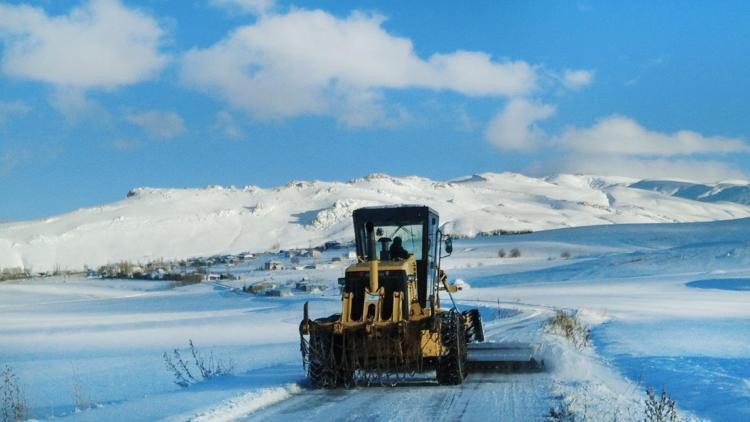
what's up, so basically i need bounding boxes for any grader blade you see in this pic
[466,341,544,372]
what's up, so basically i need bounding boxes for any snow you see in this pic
[631,179,750,204]
[181,384,302,422]
[4,172,750,272]
[1,200,749,420]
[448,217,750,420]
[686,278,750,291]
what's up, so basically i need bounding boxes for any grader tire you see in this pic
[463,309,485,343]
[308,329,353,389]
[308,329,336,388]
[332,335,354,387]
[436,310,468,385]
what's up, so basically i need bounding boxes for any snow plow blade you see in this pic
[466,342,544,372]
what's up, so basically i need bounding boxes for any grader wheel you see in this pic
[436,310,468,385]
[463,309,485,343]
[307,328,353,389]
[308,329,336,388]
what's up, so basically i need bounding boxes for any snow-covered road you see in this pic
[248,372,552,422]
[244,306,555,422]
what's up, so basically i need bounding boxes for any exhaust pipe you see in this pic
[369,259,379,292]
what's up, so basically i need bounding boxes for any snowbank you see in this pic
[185,384,302,422]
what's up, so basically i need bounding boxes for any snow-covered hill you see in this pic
[631,179,750,204]
[3,172,750,272]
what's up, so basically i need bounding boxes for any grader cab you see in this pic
[299,205,538,388]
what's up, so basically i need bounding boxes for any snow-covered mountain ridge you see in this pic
[630,179,750,204]
[3,172,750,272]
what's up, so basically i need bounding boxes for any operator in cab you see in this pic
[389,236,411,260]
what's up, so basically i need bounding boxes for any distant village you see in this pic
[0,241,355,286]
[0,241,354,296]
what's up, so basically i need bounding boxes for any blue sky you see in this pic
[1,0,750,221]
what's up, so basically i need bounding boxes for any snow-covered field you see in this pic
[3,172,750,272]
[2,217,749,421]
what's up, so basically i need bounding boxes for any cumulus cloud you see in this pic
[0,100,30,125]
[486,104,749,180]
[562,69,594,90]
[180,9,537,126]
[209,0,275,15]
[485,98,555,151]
[558,116,749,156]
[126,110,186,140]
[0,0,168,89]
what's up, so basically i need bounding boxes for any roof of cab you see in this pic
[352,205,439,222]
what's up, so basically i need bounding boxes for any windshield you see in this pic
[364,222,423,260]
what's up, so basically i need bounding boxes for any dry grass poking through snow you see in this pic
[546,310,591,351]
[1,366,27,422]
[548,385,682,422]
[644,386,680,422]
[163,340,235,387]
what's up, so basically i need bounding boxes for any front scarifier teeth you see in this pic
[301,320,426,388]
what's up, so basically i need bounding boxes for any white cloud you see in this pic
[0,0,168,89]
[126,110,186,140]
[485,98,555,151]
[180,9,537,125]
[562,69,594,90]
[558,116,749,156]
[48,87,110,122]
[486,104,749,180]
[0,100,30,125]
[212,111,245,140]
[209,0,275,15]
[546,155,746,182]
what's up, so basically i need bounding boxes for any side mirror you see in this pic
[445,237,453,254]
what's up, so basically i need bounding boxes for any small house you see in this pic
[265,288,293,297]
[304,249,322,258]
[264,261,285,271]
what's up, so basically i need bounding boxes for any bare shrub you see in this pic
[1,366,27,422]
[561,250,571,259]
[509,248,521,258]
[0,268,31,282]
[547,402,576,421]
[644,386,679,422]
[163,340,235,387]
[498,249,506,258]
[72,381,91,412]
[546,310,591,350]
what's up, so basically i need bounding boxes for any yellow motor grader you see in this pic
[299,205,539,388]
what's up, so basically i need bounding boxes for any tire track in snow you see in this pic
[236,306,555,421]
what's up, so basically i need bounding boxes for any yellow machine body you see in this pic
[299,205,477,387]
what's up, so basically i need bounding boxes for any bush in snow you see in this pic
[644,386,679,422]
[1,366,27,422]
[498,249,506,258]
[163,340,235,387]
[0,267,31,282]
[547,401,576,421]
[509,248,521,258]
[560,250,571,259]
[545,310,591,350]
